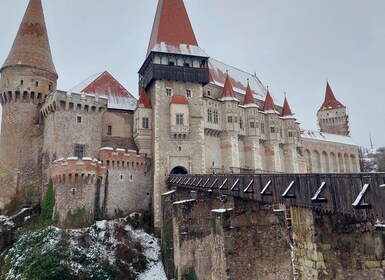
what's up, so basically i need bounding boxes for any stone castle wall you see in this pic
[99,148,152,218]
[166,190,293,280]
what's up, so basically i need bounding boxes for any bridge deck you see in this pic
[168,173,385,220]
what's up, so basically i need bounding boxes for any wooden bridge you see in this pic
[167,173,385,220]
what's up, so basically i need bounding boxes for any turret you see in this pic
[0,0,58,206]
[317,82,349,136]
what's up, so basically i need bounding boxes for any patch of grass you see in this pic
[63,207,90,228]
[181,266,198,280]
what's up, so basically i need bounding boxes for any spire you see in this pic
[220,74,238,101]
[147,0,204,57]
[263,88,277,112]
[1,0,57,75]
[243,81,258,107]
[137,88,151,109]
[281,94,294,117]
[319,82,344,111]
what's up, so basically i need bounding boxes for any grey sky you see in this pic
[0,0,384,149]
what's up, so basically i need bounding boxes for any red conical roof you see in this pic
[243,82,257,106]
[263,89,277,112]
[220,75,238,101]
[137,88,151,109]
[281,95,294,117]
[319,82,345,111]
[1,0,57,75]
[147,0,199,56]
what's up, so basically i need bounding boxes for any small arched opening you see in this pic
[170,166,188,175]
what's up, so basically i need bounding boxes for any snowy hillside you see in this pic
[1,218,167,280]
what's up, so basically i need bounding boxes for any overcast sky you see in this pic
[1,0,384,149]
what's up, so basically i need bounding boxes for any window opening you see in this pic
[142,117,149,129]
[75,145,84,158]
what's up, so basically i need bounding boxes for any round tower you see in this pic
[317,82,349,136]
[0,0,58,196]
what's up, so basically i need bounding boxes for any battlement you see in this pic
[99,147,151,172]
[41,90,108,118]
[0,90,46,106]
[51,157,106,185]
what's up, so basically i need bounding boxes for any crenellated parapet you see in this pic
[99,147,151,173]
[41,90,108,118]
[51,157,106,186]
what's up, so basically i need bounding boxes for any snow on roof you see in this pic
[150,42,208,57]
[69,71,137,111]
[69,72,103,93]
[208,58,276,103]
[300,129,357,146]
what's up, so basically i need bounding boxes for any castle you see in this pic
[0,0,359,227]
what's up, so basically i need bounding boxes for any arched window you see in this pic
[322,151,330,172]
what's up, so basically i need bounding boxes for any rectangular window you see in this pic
[176,114,184,125]
[107,125,112,135]
[261,124,265,133]
[250,121,255,128]
[166,88,173,97]
[213,110,219,124]
[77,116,82,123]
[227,116,233,123]
[186,89,192,98]
[74,145,84,158]
[207,108,213,123]
[288,131,293,137]
[270,126,275,133]
[142,117,149,129]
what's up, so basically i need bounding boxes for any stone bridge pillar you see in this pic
[291,207,385,279]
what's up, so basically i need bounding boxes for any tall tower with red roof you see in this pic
[0,0,58,207]
[317,82,349,136]
[138,0,210,228]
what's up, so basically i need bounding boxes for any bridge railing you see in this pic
[167,173,385,219]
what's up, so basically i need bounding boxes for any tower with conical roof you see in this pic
[317,82,349,136]
[139,0,210,228]
[0,0,58,207]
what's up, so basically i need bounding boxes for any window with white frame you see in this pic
[166,88,173,97]
[142,117,149,129]
[176,114,184,125]
[186,89,192,98]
